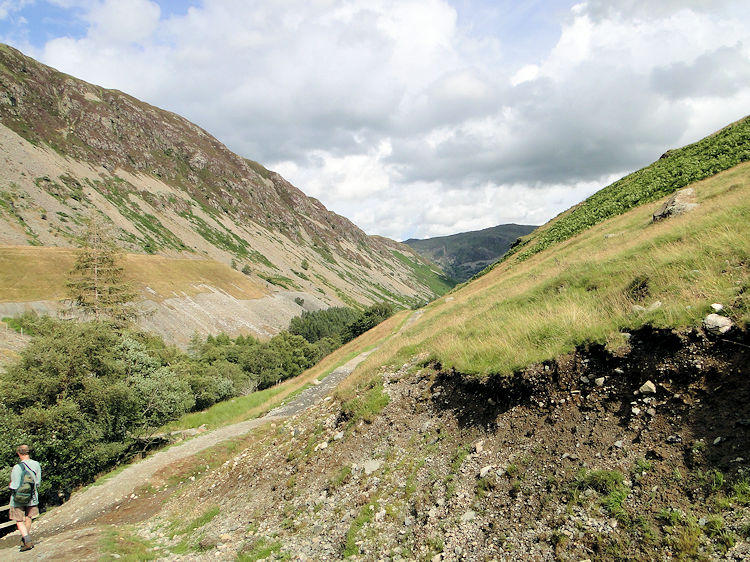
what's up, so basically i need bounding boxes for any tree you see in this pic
[67,216,137,325]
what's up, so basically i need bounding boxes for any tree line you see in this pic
[0,217,395,505]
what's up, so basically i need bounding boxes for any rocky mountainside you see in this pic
[0,44,449,344]
[404,223,537,282]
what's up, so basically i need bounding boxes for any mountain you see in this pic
[37,114,747,561]
[0,45,452,345]
[404,223,537,282]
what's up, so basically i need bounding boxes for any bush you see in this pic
[0,318,194,505]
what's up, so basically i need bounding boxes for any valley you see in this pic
[0,40,748,562]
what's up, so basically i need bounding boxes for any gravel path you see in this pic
[2,342,381,551]
[0,311,422,559]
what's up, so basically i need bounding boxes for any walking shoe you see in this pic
[20,541,34,551]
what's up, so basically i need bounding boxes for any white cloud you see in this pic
[9,0,749,240]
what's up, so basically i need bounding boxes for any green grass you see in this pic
[508,114,750,262]
[340,380,390,425]
[169,505,220,554]
[100,527,159,561]
[354,161,749,378]
[160,385,286,432]
[238,537,287,561]
[343,501,377,557]
[257,272,298,289]
[391,249,456,296]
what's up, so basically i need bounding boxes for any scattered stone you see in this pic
[479,465,494,478]
[666,435,682,444]
[317,441,328,450]
[580,376,590,384]
[711,303,724,312]
[614,440,624,449]
[703,313,733,335]
[647,301,662,312]
[474,440,485,454]
[461,510,476,523]
[614,368,624,375]
[333,431,345,441]
[639,381,657,394]
[632,407,641,416]
[595,377,605,387]
[647,408,656,417]
[363,459,383,475]
[713,437,724,445]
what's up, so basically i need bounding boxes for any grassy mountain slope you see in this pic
[133,118,748,560]
[403,223,537,282]
[368,159,748,379]
[0,44,449,343]
[9,117,749,561]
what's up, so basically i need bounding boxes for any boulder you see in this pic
[652,187,698,222]
[704,313,733,335]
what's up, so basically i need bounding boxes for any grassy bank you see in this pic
[354,161,748,379]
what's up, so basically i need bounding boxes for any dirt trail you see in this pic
[0,312,419,559]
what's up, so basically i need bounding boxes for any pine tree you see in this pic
[67,216,138,325]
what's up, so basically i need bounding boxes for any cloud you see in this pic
[651,45,750,100]
[9,0,748,240]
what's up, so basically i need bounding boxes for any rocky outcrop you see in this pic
[652,187,698,222]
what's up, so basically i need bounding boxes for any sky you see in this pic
[1,1,749,241]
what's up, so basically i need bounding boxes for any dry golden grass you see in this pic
[356,162,750,379]
[0,247,267,303]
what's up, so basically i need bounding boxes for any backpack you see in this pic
[13,462,36,506]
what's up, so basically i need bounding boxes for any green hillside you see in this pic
[404,223,537,282]
[358,122,749,380]
[505,115,750,264]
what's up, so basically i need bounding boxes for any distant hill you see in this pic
[403,224,537,282]
[0,44,452,344]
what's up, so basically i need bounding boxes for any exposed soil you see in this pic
[126,325,749,561]
[2,324,747,560]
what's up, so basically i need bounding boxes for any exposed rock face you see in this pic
[0,44,448,341]
[652,187,698,222]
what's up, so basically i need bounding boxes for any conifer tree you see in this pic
[67,216,138,325]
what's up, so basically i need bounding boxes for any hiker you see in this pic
[8,444,41,552]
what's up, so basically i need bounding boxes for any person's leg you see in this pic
[24,515,32,535]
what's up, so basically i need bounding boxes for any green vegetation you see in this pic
[391,250,456,295]
[160,385,286,432]
[0,318,195,505]
[509,115,750,261]
[340,380,389,425]
[289,306,360,344]
[257,272,298,289]
[93,178,187,253]
[343,501,377,556]
[179,209,251,257]
[404,223,536,282]
[67,215,138,325]
[357,161,749,378]
[100,527,159,561]
[238,537,287,561]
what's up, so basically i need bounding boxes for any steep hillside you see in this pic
[0,44,449,343]
[86,122,748,560]
[404,223,537,282]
